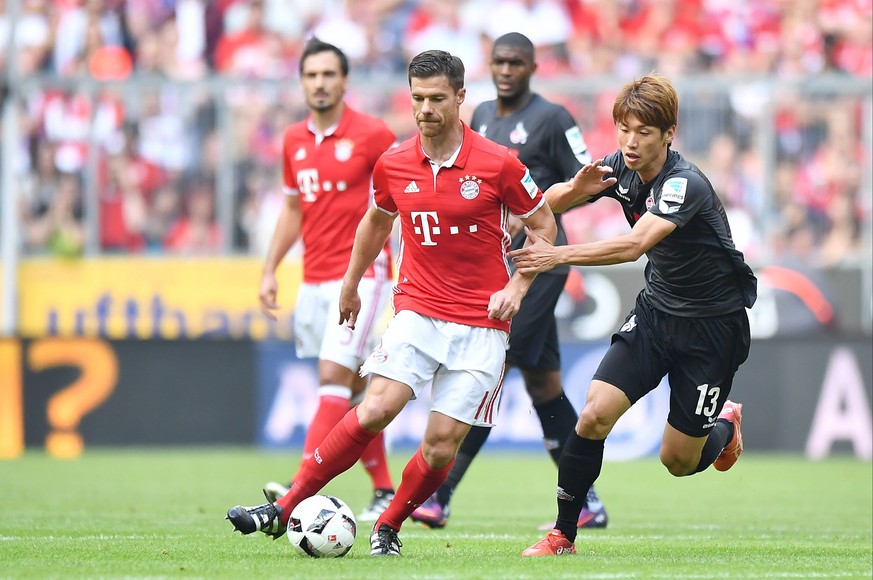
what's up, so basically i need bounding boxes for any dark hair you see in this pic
[407,50,465,92]
[612,74,678,134]
[492,32,535,62]
[299,37,349,77]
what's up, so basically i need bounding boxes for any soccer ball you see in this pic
[287,495,357,558]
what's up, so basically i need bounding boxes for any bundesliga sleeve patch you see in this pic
[521,168,538,199]
[564,126,590,163]
[660,178,687,203]
[658,177,687,214]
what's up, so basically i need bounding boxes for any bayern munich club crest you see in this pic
[334,139,354,162]
[459,175,482,199]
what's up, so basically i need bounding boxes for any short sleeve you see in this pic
[372,156,398,214]
[548,107,591,178]
[281,129,298,197]
[649,172,708,227]
[501,154,545,218]
[370,123,397,166]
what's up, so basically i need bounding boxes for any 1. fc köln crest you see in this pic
[334,139,354,161]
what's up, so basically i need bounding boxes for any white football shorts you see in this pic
[360,310,509,427]
[294,278,392,372]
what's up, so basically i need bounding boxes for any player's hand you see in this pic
[488,287,524,321]
[338,282,361,330]
[509,227,562,274]
[571,159,616,197]
[258,273,280,320]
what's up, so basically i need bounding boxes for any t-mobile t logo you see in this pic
[297,169,319,202]
[411,211,440,246]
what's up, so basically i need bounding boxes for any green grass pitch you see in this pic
[1,449,870,578]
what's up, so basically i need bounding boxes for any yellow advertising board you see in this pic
[16,257,303,340]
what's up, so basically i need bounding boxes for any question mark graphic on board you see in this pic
[28,338,118,458]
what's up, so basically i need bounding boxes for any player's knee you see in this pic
[577,404,614,439]
[420,440,456,469]
[318,360,358,389]
[659,449,696,477]
[524,382,549,405]
[520,369,563,405]
[355,399,393,432]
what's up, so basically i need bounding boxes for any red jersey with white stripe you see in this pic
[282,106,395,283]
[373,123,545,332]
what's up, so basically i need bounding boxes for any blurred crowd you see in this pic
[3,0,871,266]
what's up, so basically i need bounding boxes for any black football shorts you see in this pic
[505,271,567,371]
[593,292,751,437]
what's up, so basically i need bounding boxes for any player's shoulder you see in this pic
[345,107,394,138]
[529,93,575,121]
[602,150,626,173]
[530,93,566,113]
[657,152,713,201]
[469,129,513,161]
[282,119,310,142]
[378,135,417,162]
[471,99,497,123]
[663,152,710,189]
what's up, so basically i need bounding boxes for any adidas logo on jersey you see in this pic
[404,181,420,193]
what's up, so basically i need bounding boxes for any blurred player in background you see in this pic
[227,49,557,556]
[257,38,396,522]
[514,74,755,556]
[411,32,608,531]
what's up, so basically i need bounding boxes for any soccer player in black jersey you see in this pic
[514,74,756,556]
[410,32,608,531]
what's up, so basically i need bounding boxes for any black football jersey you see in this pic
[471,94,591,275]
[588,149,757,317]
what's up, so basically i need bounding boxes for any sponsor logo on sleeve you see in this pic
[660,178,687,203]
[564,126,591,163]
[521,169,538,199]
[658,177,687,214]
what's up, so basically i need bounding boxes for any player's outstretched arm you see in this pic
[544,159,617,214]
[510,211,677,273]
[488,203,556,321]
[339,206,396,329]
[259,196,302,320]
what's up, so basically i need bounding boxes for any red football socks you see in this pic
[299,387,351,463]
[277,408,377,523]
[359,430,395,491]
[376,446,454,531]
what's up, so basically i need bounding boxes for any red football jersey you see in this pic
[373,123,545,332]
[282,106,395,283]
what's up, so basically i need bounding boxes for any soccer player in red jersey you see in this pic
[227,49,558,556]
[256,38,396,522]
[411,31,608,533]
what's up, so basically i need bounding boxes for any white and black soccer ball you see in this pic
[287,495,357,558]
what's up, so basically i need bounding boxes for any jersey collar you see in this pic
[414,122,475,168]
[306,105,350,144]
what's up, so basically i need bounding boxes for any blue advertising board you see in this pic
[255,341,669,460]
